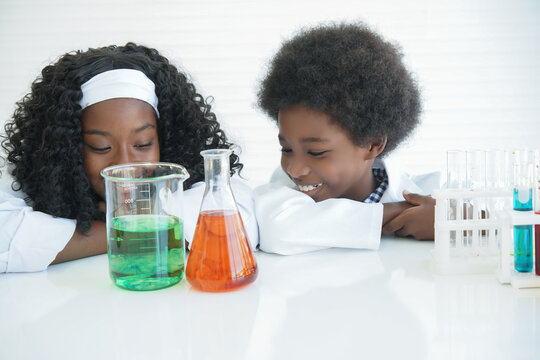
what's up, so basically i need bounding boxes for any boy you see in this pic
[254,23,440,255]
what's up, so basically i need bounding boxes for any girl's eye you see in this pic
[308,150,329,157]
[87,144,110,152]
[280,147,292,153]
[134,141,153,149]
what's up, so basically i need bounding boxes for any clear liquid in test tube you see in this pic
[485,150,509,252]
[446,150,466,249]
[466,150,486,251]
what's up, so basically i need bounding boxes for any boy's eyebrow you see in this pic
[278,135,330,143]
[300,137,330,143]
[83,123,155,136]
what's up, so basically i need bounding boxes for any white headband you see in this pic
[79,69,160,118]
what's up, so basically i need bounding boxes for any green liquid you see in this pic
[108,215,184,291]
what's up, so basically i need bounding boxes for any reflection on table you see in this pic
[1,236,539,360]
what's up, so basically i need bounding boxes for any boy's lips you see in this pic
[296,182,323,197]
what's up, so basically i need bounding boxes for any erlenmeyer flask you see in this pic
[186,149,258,292]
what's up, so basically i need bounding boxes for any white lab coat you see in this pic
[0,178,258,273]
[253,158,440,255]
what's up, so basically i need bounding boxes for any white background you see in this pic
[1,0,539,187]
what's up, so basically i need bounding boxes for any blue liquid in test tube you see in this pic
[513,187,533,272]
[513,188,532,210]
[514,225,533,272]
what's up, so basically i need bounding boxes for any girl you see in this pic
[0,43,258,272]
[254,23,440,255]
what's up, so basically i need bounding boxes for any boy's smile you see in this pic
[278,104,382,202]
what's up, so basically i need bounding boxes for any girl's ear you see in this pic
[366,136,387,160]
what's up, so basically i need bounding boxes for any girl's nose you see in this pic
[111,148,132,166]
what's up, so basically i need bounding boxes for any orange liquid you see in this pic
[186,210,258,292]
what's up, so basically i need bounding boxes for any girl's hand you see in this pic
[382,191,435,240]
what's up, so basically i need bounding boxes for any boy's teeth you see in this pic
[298,183,322,191]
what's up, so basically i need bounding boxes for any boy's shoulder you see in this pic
[380,157,441,202]
[268,167,295,187]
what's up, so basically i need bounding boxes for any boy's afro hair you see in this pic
[257,22,421,156]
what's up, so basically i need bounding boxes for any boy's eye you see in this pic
[308,150,329,157]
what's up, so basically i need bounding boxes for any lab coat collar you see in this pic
[375,157,424,203]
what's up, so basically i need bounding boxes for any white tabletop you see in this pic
[1,236,539,360]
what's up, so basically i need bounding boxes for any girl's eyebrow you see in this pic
[83,129,109,136]
[83,123,155,136]
[133,124,155,133]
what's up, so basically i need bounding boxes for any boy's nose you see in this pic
[286,158,310,178]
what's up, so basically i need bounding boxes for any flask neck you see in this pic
[204,154,231,189]
[199,149,237,213]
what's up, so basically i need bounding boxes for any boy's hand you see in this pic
[382,191,435,240]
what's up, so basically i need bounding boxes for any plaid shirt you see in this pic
[363,167,389,204]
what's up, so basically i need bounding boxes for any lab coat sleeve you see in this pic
[0,187,76,273]
[253,183,383,255]
[182,178,259,251]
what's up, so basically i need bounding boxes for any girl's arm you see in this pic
[0,186,77,272]
[50,221,107,264]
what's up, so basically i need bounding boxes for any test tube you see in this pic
[447,150,467,190]
[446,150,466,249]
[485,149,509,252]
[486,149,509,190]
[534,149,540,276]
[512,150,534,210]
[466,150,486,251]
[512,150,534,272]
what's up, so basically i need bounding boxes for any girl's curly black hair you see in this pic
[257,22,421,156]
[1,42,242,233]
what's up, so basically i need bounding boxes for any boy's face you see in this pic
[82,98,160,200]
[278,104,376,202]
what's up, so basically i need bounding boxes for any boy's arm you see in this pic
[382,191,435,240]
[254,184,384,255]
[382,201,414,225]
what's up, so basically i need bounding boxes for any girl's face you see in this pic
[82,98,160,200]
[278,104,376,202]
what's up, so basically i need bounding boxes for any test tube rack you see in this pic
[432,188,510,275]
[496,210,540,289]
[432,188,540,288]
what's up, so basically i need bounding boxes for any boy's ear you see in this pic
[365,136,387,160]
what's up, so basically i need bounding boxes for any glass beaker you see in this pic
[101,162,190,291]
[186,149,258,292]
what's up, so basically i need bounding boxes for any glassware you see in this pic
[534,149,540,276]
[186,149,258,292]
[465,150,486,249]
[511,150,534,272]
[486,149,510,190]
[101,162,190,291]
[446,150,466,249]
[512,151,533,211]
